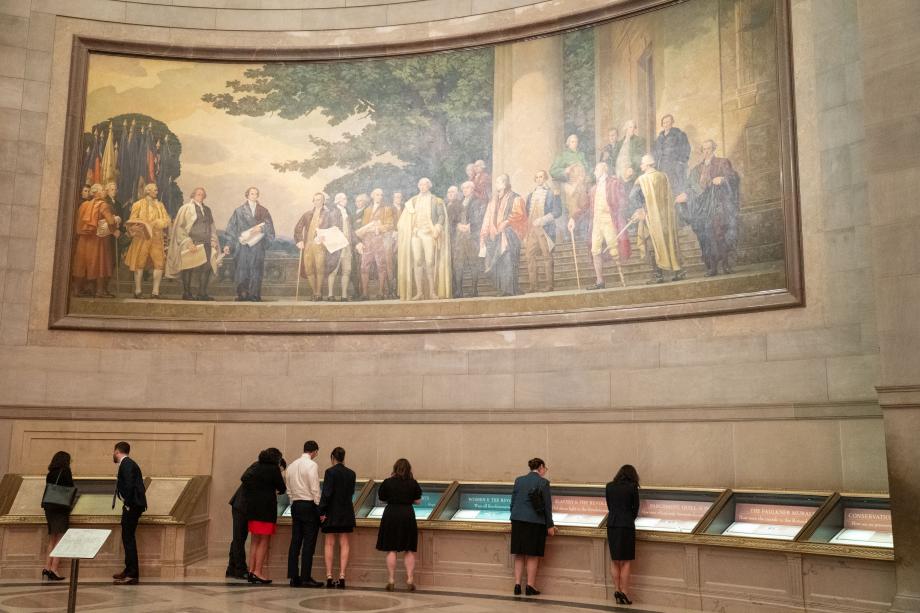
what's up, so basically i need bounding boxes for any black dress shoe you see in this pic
[42,569,65,581]
[301,577,324,588]
[525,585,540,596]
[326,577,335,588]
[113,571,128,580]
[114,577,139,585]
[337,578,345,589]
[514,584,522,595]
[249,575,272,584]
[290,577,302,587]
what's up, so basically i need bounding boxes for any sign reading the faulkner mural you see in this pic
[635,499,711,533]
[723,503,817,540]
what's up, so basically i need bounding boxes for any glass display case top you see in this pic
[706,491,828,541]
[280,480,366,518]
[451,491,512,523]
[635,488,723,533]
[365,483,448,520]
[805,494,892,549]
[830,506,892,548]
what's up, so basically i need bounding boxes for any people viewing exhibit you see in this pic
[0,0,916,612]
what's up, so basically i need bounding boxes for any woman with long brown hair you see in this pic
[605,464,640,605]
[375,458,422,591]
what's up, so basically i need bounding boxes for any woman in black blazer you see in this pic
[41,451,73,581]
[319,446,357,588]
[241,448,286,584]
[605,464,640,605]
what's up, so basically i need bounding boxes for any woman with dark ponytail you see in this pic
[375,458,422,591]
[605,464,640,605]
[509,457,556,596]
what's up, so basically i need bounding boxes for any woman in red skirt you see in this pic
[241,448,286,584]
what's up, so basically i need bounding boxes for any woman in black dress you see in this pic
[241,448,286,584]
[605,464,640,605]
[41,451,73,581]
[375,458,422,591]
[319,446,357,589]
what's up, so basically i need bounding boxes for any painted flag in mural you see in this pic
[100,121,117,186]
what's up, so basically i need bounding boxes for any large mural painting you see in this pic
[53,0,801,332]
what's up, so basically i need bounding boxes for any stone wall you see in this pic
[0,0,886,565]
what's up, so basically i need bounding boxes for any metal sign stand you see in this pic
[50,528,112,613]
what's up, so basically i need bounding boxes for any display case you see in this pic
[357,481,451,521]
[635,487,726,533]
[803,493,892,549]
[701,489,830,541]
[433,482,512,523]
[429,482,608,528]
[0,473,211,578]
[279,480,369,518]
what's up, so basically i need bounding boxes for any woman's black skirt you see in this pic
[510,520,547,557]
[44,507,70,535]
[607,526,636,561]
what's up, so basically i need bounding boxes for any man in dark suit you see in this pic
[112,441,147,585]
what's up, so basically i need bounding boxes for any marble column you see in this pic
[859,1,920,611]
[491,36,564,196]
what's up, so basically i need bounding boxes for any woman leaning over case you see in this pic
[605,464,640,605]
[509,457,556,596]
[375,458,422,591]
[319,446,357,589]
[241,447,286,584]
[41,451,74,581]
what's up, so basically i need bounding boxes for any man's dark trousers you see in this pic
[227,506,249,576]
[288,500,320,580]
[121,507,143,578]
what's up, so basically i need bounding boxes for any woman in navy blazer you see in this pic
[605,464,640,605]
[509,458,556,596]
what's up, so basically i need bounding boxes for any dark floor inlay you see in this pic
[2,590,112,609]
[299,594,404,611]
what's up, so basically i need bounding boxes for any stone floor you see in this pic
[0,581,701,612]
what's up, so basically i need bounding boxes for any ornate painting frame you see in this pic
[48,0,802,334]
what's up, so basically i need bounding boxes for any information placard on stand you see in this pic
[50,528,112,613]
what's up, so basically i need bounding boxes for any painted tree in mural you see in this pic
[202,49,494,196]
[563,28,596,168]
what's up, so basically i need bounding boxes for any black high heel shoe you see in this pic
[42,569,65,581]
[525,585,540,596]
[326,577,335,588]
[337,577,346,590]
[614,590,632,605]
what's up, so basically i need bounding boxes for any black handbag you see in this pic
[527,486,546,516]
[41,470,77,510]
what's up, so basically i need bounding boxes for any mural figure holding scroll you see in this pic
[124,183,170,299]
[224,186,275,302]
[166,187,219,301]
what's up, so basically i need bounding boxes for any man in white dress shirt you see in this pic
[285,440,323,587]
